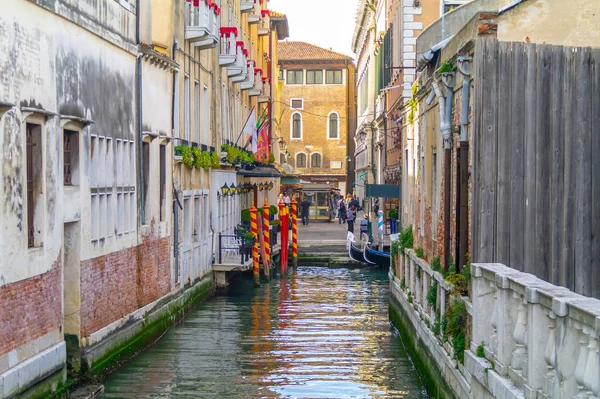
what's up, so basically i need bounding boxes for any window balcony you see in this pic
[219,27,238,66]
[185,0,220,49]
[258,10,270,36]
[258,78,270,103]
[248,68,263,96]
[228,44,248,81]
[240,61,256,90]
[240,0,254,13]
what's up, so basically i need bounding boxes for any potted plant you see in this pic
[241,208,251,228]
[389,209,399,234]
[270,218,280,233]
[269,205,278,221]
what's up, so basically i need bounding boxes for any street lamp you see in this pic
[237,184,243,194]
[221,183,229,197]
[267,181,274,190]
[359,130,367,144]
[259,182,265,191]
[229,183,236,196]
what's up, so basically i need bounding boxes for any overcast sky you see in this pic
[268,0,358,58]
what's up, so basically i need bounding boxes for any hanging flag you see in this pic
[242,108,257,152]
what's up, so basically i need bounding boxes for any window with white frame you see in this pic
[311,153,322,168]
[287,70,303,84]
[296,152,307,168]
[184,75,190,142]
[326,70,342,84]
[306,70,323,84]
[328,112,339,139]
[291,98,304,109]
[291,112,302,139]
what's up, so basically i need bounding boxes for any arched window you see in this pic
[311,153,322,168]
[291,113,302,139]
[280,153,286,164]
[328,112,339,139]
[296,152,307,168]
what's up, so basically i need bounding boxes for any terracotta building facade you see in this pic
[277,42,356,195]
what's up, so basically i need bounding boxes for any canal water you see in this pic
[101,267,427,398]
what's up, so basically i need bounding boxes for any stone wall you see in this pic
[81,236,171,338]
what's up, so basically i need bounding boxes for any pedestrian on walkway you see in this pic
[300,197,311,225]
[346,205,355,234]
[338,199,347,224]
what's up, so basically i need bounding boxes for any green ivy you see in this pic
[444,298,469,364]
[391,239,400,273]
[407,291,413,304]
[241,209,251,223]
[399,224,413,254]
[176,145,193,167]
[431,256,442,272]
[407,81,418,125]
[192,147,202,168]
[476,344,485,358]
[427,281,438,309]
[211,151,220,168]
[438,59,454,74]
[415,247,424,258]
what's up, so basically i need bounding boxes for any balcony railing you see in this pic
[258,10,270,36]
[230,47,249,83]
[240,61,255,90]
[219,27,237,66]
[227,42,247,79]
[184,0,219,48]
[240,0,254,13]
[258,79,270,103]
[248,68,263,96]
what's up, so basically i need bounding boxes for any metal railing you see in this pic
[218,233,250,265]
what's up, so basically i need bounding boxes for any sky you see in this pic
[268,0,358,58]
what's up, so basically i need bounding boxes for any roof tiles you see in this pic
[278,41,353,62]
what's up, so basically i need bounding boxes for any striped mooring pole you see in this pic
[378,210,384,251]
[250,202,259,286]
[263,199,270,280]
[278,201,286,275]
[291,199,298,267]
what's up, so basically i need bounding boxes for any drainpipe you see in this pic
[456,56,472,269]
[432,71,455,271]
[136,0,145,226]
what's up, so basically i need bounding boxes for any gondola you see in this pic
[364,243,391,267]
[349,240,368,263]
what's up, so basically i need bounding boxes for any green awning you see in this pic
[353,172,368,185]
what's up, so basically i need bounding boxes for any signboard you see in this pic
[366,183,400,198]
[300,174,347,183]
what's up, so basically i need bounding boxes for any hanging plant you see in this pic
[192,147,202,168]
[177,145,193,167]
[199,151,212,170]
[211,151,220,168]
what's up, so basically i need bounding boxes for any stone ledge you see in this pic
[464,351,524,399]
[0,342,66,398]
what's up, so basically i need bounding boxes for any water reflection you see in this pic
[101,267,426,398]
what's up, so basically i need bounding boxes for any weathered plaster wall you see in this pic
[497,0,600,47]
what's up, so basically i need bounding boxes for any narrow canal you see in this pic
[100,267,427,398]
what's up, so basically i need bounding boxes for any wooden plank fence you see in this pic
[472,38,600,298]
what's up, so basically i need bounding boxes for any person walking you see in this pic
[338,198,347,224]
[346,205,355,234]
[300,197,311,225]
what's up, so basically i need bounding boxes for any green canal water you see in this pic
[100,267,427,398]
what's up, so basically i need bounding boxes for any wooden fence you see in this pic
[472,38,600,298]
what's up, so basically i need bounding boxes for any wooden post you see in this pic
[250,202,259,286]
[263,199,270,280]
[279,201,286,275]
[291,199,298,267]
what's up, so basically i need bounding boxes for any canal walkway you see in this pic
[99,267,426,398]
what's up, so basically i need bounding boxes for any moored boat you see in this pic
[364,243,390,267]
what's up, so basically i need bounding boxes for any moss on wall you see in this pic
[389,297,457,399]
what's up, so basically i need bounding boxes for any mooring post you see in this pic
[378,210,384,251]
[250,202,259,287]
[291,199,298,267]
[263,199,270,280]
[278,201,286,275]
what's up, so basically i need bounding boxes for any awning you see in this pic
[236,164,283,178]
[366,183,401,198]
[353,172,368,186]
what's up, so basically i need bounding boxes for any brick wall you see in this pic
[0,256,62,358]
[80,235,171,337]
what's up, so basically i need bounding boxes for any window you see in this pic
[184,75,190,141]
[194,82,200,143]
[291,98,303,109]
[296,152,307,168]
[291,112,302,139]
[326,70,342,84]
[203,85,209,145]
[311,153,322,168]
[280,153,286,164]
[328,113,339,139]
[63,130,79,185]
[287,70,303,84]
[142,142,150,225]
[26,123,43,248]
[278,68,284,80]
[306,70,323,84]
[160,144,166,221]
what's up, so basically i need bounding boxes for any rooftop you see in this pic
[278,41,353,63]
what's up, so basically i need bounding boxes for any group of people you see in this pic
[280,192,312,226]
[335,194,361,234]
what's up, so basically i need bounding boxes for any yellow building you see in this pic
[278,42,356,195]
